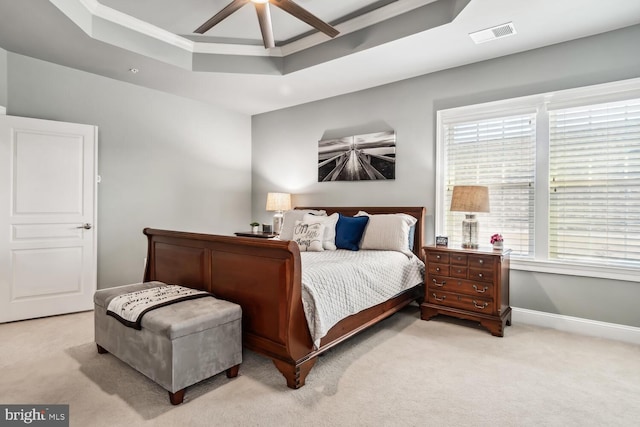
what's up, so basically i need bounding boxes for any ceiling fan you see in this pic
[194,0,340,49]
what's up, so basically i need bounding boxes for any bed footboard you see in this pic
[143,228,315,378]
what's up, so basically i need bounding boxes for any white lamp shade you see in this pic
[266,192,291,212]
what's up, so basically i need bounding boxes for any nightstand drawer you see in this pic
[428,252,450,264]
[428,264,450,276]
[469,255,495,268]
[469,268,494,282]
[429,290,494,315]
[428,277,495,297]
[450,266,467,278]
[427,276,495,299]
[450,253,468,266]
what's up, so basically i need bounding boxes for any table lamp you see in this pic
[450,185,490,249]
[266,192,291,235]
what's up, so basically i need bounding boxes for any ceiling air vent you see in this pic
[469,22,517,44]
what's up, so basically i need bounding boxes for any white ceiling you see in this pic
[0,0,639,115]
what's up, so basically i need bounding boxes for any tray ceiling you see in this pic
[1,0,640,115]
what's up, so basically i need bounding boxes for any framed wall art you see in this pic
[318,131,396,182]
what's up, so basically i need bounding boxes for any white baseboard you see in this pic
[0,106,6,115]
[512,307,640,345]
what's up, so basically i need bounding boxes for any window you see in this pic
[549,99,640,267]
[436,79,640,279]
[440,113,536,256]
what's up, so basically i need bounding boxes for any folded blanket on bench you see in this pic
[106,283,213,329]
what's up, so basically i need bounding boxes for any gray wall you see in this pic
[7,53,252,289]
[0,48,7,109]
[252,25,640,327]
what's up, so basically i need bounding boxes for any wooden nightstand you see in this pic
[420,245,511,337]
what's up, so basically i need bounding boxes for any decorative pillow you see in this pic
[335,214,369,251]
[407,224,416,252]
[356,211,418,255]
[303,212,339,250]
[279,209,326,240]
[292,220,325,252]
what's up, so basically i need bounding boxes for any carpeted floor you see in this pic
[1,304,639,427]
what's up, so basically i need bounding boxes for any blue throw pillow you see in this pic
[335,214,369,251]
[408,224,416,252]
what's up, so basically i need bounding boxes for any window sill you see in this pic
[510,258,639,283]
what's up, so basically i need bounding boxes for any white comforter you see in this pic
[300,249,425,348]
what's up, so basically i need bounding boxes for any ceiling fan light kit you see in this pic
[194,0,340,49]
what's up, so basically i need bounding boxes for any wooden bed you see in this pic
[142,206,425,389]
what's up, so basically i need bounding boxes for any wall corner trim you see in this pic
[512,307,640,345]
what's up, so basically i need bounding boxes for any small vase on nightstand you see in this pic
[490,233,503,251]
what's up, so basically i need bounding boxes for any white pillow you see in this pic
[292,220,325,252]
[356,211,417,255]
[279,209,326,240]
[303,212,339,250]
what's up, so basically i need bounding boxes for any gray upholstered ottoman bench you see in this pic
[94,282,242,404]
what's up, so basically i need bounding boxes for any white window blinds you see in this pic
[442,113,536,255]
[549,98,640,266]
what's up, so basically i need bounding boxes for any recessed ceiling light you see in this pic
[469,22,517,44]
[129,68,139,74]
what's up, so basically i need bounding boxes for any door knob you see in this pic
[77,223,92,230]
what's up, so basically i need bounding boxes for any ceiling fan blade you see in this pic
[194,0,250,34]
[272,0,339,38]
[254,3,275,49]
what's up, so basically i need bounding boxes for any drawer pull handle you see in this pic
[473,300,489,309]
[436,255,441,259]
[456,256,462,261]
[436,267,440,272]
[432,293,446,302]
[473,300,489,310]
[479,259,484,265]
[473,285,488,293]
[477,273,483,278]
[432,279,446,287]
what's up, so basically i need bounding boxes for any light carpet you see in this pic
[1,305,639,427]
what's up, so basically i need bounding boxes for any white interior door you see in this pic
[0,115,97,323]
